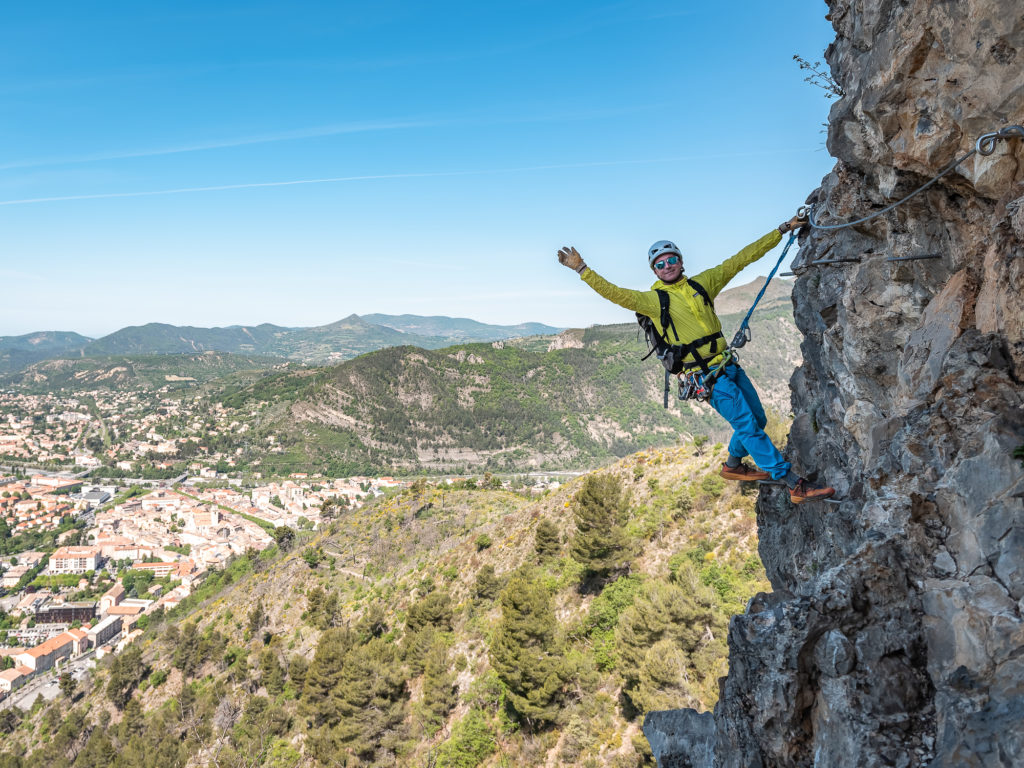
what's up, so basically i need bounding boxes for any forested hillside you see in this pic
[1,353,294,392]
[0,443,771,768]
[0,333,93,374]
[214,305,799,476]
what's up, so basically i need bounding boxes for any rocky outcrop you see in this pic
[646,1,1024,766]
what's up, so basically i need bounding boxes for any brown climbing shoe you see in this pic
[789,478,836,504]
[720,462,770,482]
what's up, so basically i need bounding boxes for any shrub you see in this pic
[436,709,496,768]
[700,474,725,498]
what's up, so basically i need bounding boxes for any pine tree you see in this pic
[288,654,309,694]
[121,697,145,738]
[173,622,202,678]
[247,599,266,634]
[75,730,119,768]
[355,600,387,640]
[301,627,354,726]
[402,626,438,677]
[407,591,453,632]
[58,671,75,700]
[305,586,326,627]
[435,709,497,768]
[534,518,561,561]
[474,565,501,601]
[615,579,727,712]
[332,637,409,762]
[631,638,697,714]
[260,648,285,695]
[323,591,341,629]
[489,568,566,726]
[417,637,457,736]
[107,645,147,709]
[569,473,635,579]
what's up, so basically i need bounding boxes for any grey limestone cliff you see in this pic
[645,1,1024,766]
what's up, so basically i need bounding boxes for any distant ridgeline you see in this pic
[0,278,789,373]
[0,315,565,374]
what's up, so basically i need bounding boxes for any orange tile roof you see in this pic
[27,633,73,658]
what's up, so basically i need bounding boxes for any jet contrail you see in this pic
[0,119,443,172]
[0,149,816,207]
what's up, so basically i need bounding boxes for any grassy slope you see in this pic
[0,442,771,768]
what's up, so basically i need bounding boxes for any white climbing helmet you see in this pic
[648,240,682,267]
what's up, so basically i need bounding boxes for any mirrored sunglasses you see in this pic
[653,255,681,270]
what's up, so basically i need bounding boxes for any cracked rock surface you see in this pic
[645,1,1024,766]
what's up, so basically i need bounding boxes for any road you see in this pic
[0,464,93,479]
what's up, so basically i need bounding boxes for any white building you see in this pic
[49,546,101,574]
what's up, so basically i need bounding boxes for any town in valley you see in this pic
[0,385,562,710]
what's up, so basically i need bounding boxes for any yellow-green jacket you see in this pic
[580,229,782,369]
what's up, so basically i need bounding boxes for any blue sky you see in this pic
[1,1,837,337]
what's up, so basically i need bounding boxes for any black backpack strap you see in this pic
[656,289,680,343]
[687,278,713,309]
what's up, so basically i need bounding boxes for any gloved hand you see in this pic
[557,246,586,273]
[779,215,809,234]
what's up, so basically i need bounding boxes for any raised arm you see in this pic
[557,246,660,316]
[693,215,806,298]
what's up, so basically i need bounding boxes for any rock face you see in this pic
[645,1,1024,766]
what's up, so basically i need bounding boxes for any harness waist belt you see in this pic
[672,331,725,374]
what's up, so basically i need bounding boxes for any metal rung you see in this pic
[779,271,796,277]
[821,497,843,505]
[886,254,941,262]
[758,480,787,486]
[811,258,862,266]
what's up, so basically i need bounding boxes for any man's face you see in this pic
[652,253,683,283]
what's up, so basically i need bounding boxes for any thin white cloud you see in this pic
[0,104,662,173]
[0,119,443,172]
[0,148,815,207]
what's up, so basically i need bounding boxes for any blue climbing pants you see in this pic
[707,362,791,479]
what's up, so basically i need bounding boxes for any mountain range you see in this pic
[0,316,564,373]
[1,278,791,375]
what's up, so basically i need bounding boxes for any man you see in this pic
[557,217,835,504]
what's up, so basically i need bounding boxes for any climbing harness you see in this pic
[808,124,1024,231]
[636,283,722,375]
[676,349,733,402]
[637,282,726,407]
